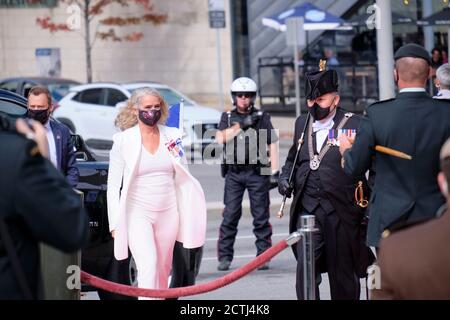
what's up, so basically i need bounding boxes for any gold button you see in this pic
[382,229,391,238]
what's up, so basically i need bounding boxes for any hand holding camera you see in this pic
[15,118,49,159]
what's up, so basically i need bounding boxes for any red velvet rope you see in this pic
[81,239,288,298]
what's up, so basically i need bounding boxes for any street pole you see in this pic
[376,0,395,100]
[294,35,301,118]
[286,17,305,118]
[216,28,224,110]
[422,0,434,54]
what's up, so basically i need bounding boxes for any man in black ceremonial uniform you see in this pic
[0,115,89,299]
[340,43,450,248]
[278,65,374,300]
[215,77,279,271]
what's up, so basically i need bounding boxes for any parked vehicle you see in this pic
[0,77,80,103]
[53,82,221,152]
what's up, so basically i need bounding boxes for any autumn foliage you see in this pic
[36,0,167,42]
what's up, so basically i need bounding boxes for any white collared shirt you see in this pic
[312,110,336,153]
[399,87,427,93]
[45,121,58,168]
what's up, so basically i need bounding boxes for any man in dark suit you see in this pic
[340,43,450,248]
[278,65,374,300]
[27,86,79,187]
[0,115,88,299]
[371,138,450,299]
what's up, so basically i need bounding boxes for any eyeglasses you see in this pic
[235,93,253,99]
[142,104,161,110]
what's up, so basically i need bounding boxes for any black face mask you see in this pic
[309,98,335,121]
[139,109,161,127]
[27,109,50,125]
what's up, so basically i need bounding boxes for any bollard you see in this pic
[39,189,83,300]
[300,215,318,300]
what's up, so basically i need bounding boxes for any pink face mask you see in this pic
[139,109,161,126]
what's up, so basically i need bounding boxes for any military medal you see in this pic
[310,155,321,170]
[308,112,354,171]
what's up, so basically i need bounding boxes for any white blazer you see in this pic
[107,124,207,260]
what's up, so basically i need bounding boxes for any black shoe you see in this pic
[217,259,231,271]
[257,263,269,270]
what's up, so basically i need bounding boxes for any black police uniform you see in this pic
[342,44,450,247]
[279,69,374,300]
[217,107,278,266]
[0,116,89,299]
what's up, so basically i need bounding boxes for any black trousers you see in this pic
[217,169,272,261]
[295,206,360,300]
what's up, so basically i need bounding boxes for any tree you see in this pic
[36,0,168,82]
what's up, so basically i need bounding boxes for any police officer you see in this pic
[278,65,374,300]
[339,43,450,248]
[216,77,279,271]
[0,115,89,299]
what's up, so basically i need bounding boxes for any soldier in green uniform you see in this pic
[340,43,450,248]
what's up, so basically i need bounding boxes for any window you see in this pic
[73,88,104,105]
[0,100,27,117]
[22,82,37,99]
[0,81,20,93]
[105,89,127,107]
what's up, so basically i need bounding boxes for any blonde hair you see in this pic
[115,87,168,131]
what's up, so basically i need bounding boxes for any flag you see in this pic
[166,100,184,130]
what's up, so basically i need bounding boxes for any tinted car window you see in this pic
[47,83,78,101]
[0,99,27,117]
[22,82,37,99]
[105,89,127,107]
[0,81,20,93]
[75,88,104,105]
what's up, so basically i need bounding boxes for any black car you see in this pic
[0,89,202,300]
[0,77,80,102]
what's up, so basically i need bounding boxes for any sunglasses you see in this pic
[235,93,254,98]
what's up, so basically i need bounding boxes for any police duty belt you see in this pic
[308,112,353,171]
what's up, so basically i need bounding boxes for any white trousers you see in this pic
[127,204,179,300]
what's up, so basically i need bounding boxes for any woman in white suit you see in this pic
[107,88,206,298]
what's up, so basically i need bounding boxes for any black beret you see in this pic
[394,43,431,65]
[305,69,339,100]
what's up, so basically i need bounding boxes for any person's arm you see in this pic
[15,118,49,159]
[13,139,88,252]
[269,142,279,173]
[63,125,79,187]
[107,134,125,236]
[216,123,242,144]
[339,111,375,177]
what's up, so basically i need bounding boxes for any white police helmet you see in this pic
[230,77,257,105]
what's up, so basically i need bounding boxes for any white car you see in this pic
[53,82,222,152]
